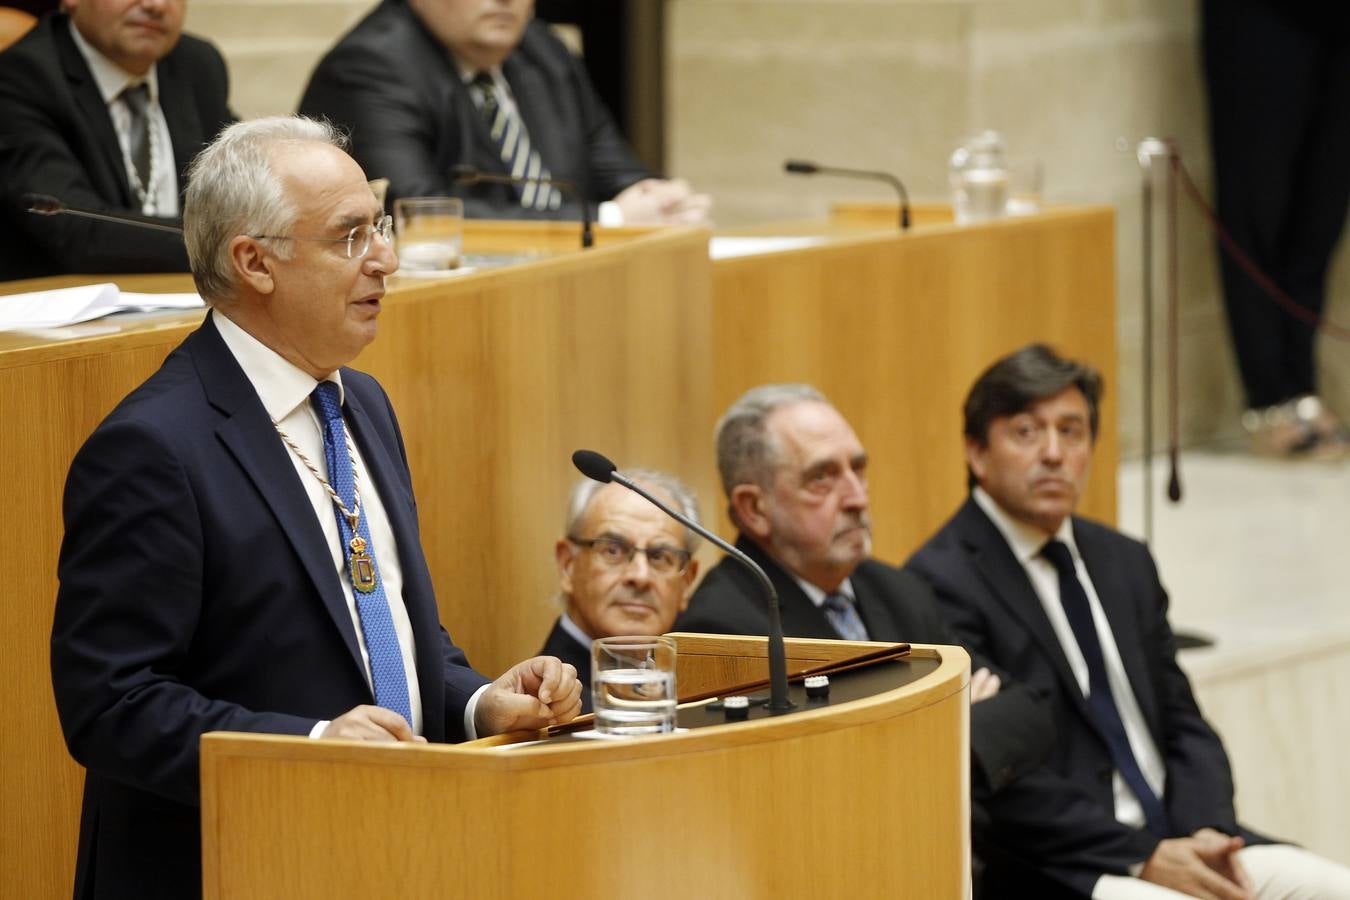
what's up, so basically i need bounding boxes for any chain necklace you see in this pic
[274,422,380,594]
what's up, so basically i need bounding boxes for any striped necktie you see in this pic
[119,83,152,193]
[1041,539,1169,835]
[471,71,561,212]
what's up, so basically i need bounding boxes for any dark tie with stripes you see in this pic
[1041,539,1169,835]
[471,72,560,212]
[119,83,152,193]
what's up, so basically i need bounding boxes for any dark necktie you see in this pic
[119,83,152,193]
[1041,539,1169,835]
[311,382,414,726]
[823,591,870,642]
[470,72,560,211]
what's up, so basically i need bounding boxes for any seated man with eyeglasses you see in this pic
[543,469,702,712]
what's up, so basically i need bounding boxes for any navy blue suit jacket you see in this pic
[905,497,1265,897]
[51,314,490,899]
[0,13,235,280]
[298,1,651,217]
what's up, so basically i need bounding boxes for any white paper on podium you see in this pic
[708,236,825,260]
[0,283,204,331]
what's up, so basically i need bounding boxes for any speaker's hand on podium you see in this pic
[320,705,426,742]
[474,656,583,736]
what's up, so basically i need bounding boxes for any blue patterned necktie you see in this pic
[1042,539,1169,836]
[471,71,561,211]
[310,382,413,725]
[823,591,870,642]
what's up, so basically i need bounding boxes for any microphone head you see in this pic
[572,449,616,483]
[24,193,64,215]
[783,160,819,175]
[451,164,481,183]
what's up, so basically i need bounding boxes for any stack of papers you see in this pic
[708,236,826,260]
[0,283,204,332]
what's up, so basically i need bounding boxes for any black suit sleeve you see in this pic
[51,418,317,808]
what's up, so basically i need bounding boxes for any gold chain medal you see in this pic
[346,515,379,594]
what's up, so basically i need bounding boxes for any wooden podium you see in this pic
[200,635,971,899]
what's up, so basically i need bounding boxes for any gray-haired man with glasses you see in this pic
[51,115,581,900]
[541,469,702,712]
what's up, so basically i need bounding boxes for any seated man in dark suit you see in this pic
[905,344,1350,898]
[541,468,702,712]
[675,383,1053,803]
[50,116,581,900]
[298,0,709,225]
[0,0,235,280]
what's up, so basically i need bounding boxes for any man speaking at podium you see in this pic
[50,116,580,900]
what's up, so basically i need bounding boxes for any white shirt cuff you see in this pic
[597,200,623,227]
[308,720,329,739]
[463,684,491,740]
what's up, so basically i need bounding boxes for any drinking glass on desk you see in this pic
[393,197,463,271]
[592,635,677,736]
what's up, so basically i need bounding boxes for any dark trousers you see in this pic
[1202,0,1350,408]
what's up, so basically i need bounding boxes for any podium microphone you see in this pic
[451,164,593,249]
[783,160,911,231]
[571,449,796,714]
[25,193,184,234]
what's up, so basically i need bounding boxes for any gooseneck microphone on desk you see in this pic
[783,160,912,231]
[24,193,184,234]
[571,449,796,714]
[451,164,593,249]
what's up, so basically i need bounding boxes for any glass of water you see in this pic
[592,635,678,736]
[393,196,463,271]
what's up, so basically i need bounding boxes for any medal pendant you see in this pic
[349,536,379,593]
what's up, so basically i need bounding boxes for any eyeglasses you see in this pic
[569,536,692,575]
[251,215,394,259]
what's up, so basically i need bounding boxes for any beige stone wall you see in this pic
[666,0,1350,455]
[181,0,1350,452]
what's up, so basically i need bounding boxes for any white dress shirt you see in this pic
[215,313,486,739]
[67,24,178,216]
[972,487,1167,829]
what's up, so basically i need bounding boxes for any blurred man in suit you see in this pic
[675,383,1053,802]
[0,0,235,280]
[541,469,701,712]
[299,0,709,225]
[51,116,581,900]
[905,343,1350,898]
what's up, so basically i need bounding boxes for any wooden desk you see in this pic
[200,636,971,899]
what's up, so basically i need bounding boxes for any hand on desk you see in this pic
[474,655,582,737]
[320,705,427,743]
[615,178,713,226]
